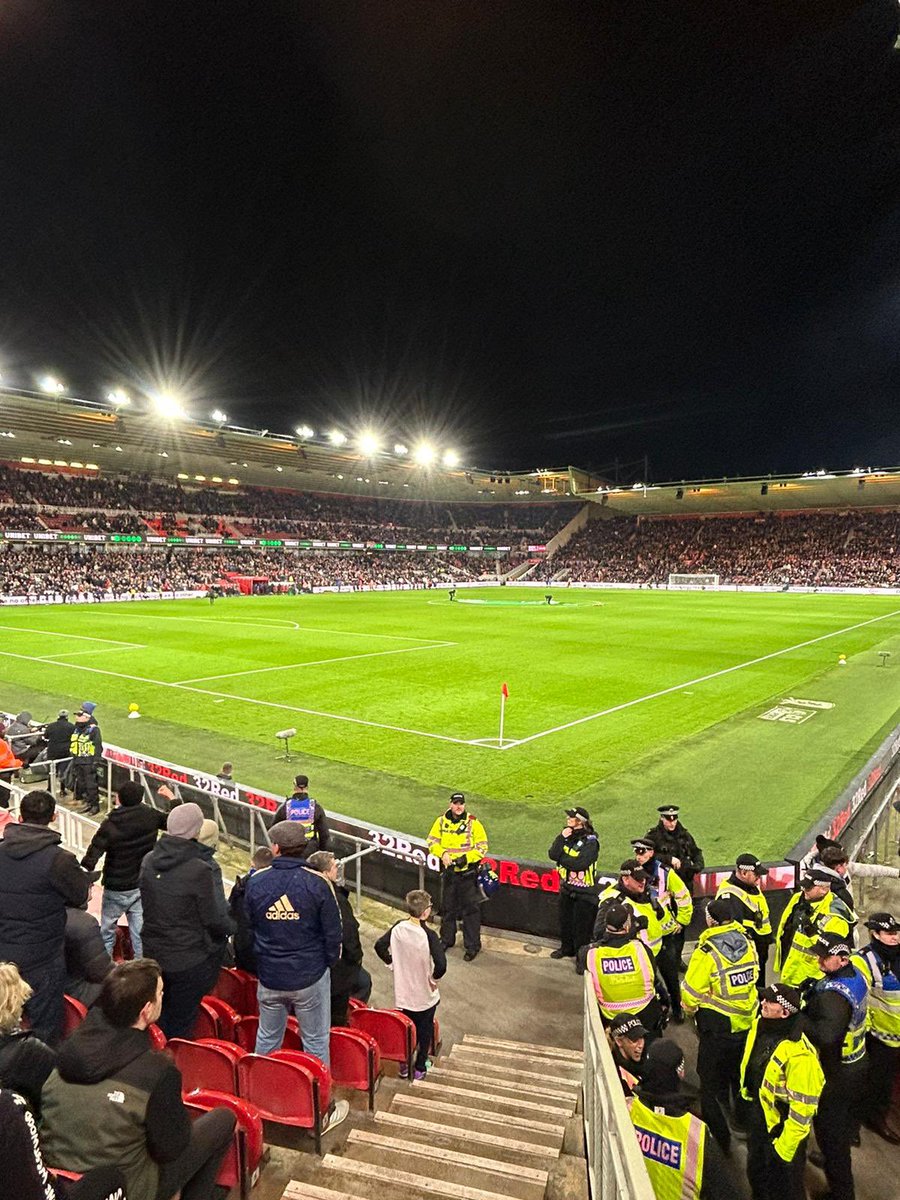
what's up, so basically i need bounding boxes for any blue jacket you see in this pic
[246,858,342,991]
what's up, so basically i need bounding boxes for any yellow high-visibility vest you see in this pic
[628,1095,706,1200]
[682,922,758,1032]
[587,939,656,1021]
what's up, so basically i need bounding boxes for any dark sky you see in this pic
[1,1,899,481]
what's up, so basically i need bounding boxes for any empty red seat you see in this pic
[347,997,368,1013]
[112,925,134,963]
[237,1050,330,1154]
[168,1038,246,1095]
[212,967,258,1016]
[329,1027,380,1110]
[234,1014,302,1053]
[184,1088,264,1199]
[62,994,87,1038]
[148,1023,167,1050]
[199,995,240,1042]
[349,1008,416,1078]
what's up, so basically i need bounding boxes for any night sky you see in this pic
[1,1,899,481]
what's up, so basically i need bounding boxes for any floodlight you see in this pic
[41,376,65,395]
[393,442,409,456]
[328,430,347,447]
[107,389,130,408]
[296,424,315,440]
[413,442,435,466]
[358,431,380,457]
[153,392,186,420]
[442,449,460,469]
[210,408,228,425]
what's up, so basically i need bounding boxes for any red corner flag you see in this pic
[501,682,509,699]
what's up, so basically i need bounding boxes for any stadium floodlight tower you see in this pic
[357,431,380,457]
[413,442,435,466]
[107,388,131,408]
[153,392,187,420]
[210,408,228,425]
[41,375,66,395]
[296,424,315,441]
[667,573,720,591]
[442,449,460,469]
[328,429,347,447]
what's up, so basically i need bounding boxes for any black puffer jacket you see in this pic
[43,718,75,762]
[0,1031,56,1117]
[81,803,168,890]
[139,835,233,972]
[64,908,112,1005]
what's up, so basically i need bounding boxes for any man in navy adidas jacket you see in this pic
[245,821,342,1067]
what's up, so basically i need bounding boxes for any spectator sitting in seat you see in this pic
[228,846,273,974]
[41,958,235,1200]
[306,850,373,1024]
[64,893,113,1007]
[0,961,56,1118]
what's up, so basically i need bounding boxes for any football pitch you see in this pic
[1,587,899,866]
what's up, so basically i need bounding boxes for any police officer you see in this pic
[682,896,758,1153]
[593,860,668,961]
[645,804,705,894]
[803,932,868,1200]
[548,806,600,962]
[70,708,103,816]
[739,982,824,1200]
[852,912,900,1143]
[609,1013,649,1097]
[583,903,664,1035]
[716,853,772,987]
[427,792,488,961]
[775,867,855,987]
[271,774,331,858]
[632,835,691,1021]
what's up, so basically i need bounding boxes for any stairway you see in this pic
[282,1035,586,1200]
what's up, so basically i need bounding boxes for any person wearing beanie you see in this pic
[852,912,900,1143]
[682,896,758,1154]
[629,1039,728,1199]
[548,806,600,963]
[139,802,234,1038]
[581,902,665,1037]
[81,779,170,957]
[715,854,772,987]
[426,793,489,961]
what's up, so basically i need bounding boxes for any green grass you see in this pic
[1,588,898,865]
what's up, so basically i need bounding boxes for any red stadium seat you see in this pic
[234,1014,302,1053]
[200,995,240,1042]
[350,1008,416,1079]
[62,994,87,1038]
[432,1016,442,1056]
[168,1038,246,1095]
[212,967,258,1016]
[148,1023,167,1050]
[329,1027,381,1110]
[347,997,368,1013]
[184,1088,264,1199]
[112,925,134,963]
[191,999,223,1041]
[237,1051,329,1154]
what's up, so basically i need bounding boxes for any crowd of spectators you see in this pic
[535,510,900,588]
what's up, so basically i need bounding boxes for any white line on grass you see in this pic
[0,623,145,648]
[173,640,457,685]
[101,611,437,641]
[499,606,900,749]
[36,645,148,661]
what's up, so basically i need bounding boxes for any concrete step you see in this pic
[283,1182,367,1200]
[448,1044,583,1077]
[322,1154,516,1200]
[428,1065,578,1103]
[344,1134,546,1199]
[372,1110,561,1161]
[391,1092,566,1142]
[410,1077,574,1117]
[442,1052,582,1091]
[461,1035,583,1063]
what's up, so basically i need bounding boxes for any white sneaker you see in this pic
[322,1099,350,1133]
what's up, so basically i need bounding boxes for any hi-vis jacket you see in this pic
[682,921,758,1033]
[69,725,102,760]
[811,966,869,1065]
[739,1019,825,1162]
[548,831,600,894]
[427,813,488,871]
[647,861,692,936]
[587,937,656,1021]
[853,942,900,1048]
[715,873,772,940]
[628,1095,707,1200]
[775,891,855,987]
[596,883,666,956]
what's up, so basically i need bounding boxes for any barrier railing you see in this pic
[845,776,900,916]
[582,975,654,1200]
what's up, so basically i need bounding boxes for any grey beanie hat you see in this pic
[167,802,204,840]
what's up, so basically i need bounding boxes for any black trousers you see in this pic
[331,965,373,1026]
[863,1034,899,1126]
[71,759,99,809]
[813,1063,866,1200]
[745,1101,807,1200]
[440,870,481,953]
[62,1167,127,1200]
[657,933,683,1017]
[22,956,66,1045]
[696,1027,750,1151]
[158,953,222,1041]
[559,889,598,956]
[402,1003,438,1072]
[156,1107,235,1200]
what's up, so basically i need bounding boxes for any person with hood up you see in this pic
[682,896,758,1153]
[6,711,42,765]
[629,1039,729,1199]
[0,789,92,1041]
[852,912,900,1143]
[548,806,600,963]
[138,803,233,1039]
[41,959,234,1200]
[581,902,665,1036]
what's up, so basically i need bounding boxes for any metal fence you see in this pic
[582,975,655,1200]
[846,775,900,918]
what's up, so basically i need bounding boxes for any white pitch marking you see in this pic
[36,644,148,661]
[101,611,436,641]
[0,623,145,648]
[500,606,900,749]
[173,640,456,685]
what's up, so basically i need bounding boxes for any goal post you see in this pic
[667,573,720,591]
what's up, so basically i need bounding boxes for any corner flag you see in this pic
[501,682,509,699]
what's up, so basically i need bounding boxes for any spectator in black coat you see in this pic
[81,780,169,957]
[41,711,75,781]
[0,961,56,1118]
[0,791,92,1042]
[228,847,273,974]
[139,804,233,1039]
[64,905,112,1007]
[307,850,372,1024]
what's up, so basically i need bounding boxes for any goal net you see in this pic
[667,573,720,591]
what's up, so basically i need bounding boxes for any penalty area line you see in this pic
[173,639,457,685]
